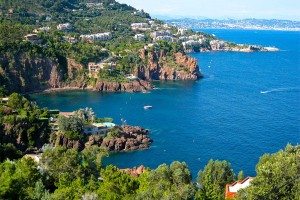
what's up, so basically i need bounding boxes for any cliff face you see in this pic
[0,50,201,93]
[136,49,202,81]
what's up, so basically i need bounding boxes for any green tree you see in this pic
[97,165,139,199]
[237,170,245,181]
[57,115,84,134]
[237,144,300,200]
[136,161,195,200]
[196,160,235,200]
[0,158,41,199]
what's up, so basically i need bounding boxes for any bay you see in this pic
[31,29,300,178]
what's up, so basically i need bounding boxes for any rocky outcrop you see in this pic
[136,49,202,81]
[54,134,85,151]
[93,79,152,92]
[121,165,146,177]
[85,125,153,152]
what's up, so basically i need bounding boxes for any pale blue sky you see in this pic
[118,0,300,20]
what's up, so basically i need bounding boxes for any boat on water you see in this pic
[144,105,153,110]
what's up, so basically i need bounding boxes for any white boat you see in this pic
[144,105,153,110]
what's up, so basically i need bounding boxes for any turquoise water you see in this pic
[31,30,300,178]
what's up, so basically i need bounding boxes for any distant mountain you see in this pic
[165,18,300,31]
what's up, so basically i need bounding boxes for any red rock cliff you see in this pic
[136,49,202,81]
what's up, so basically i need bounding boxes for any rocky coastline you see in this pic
[53,125,153,152]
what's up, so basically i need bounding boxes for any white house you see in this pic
[131,23,150,31]
[225,177,253,199]
[57,23,72,30]
[154,35,174,42]
[150,30,172,38]
[84,123,116,135]
[134,34,145,41]
[80,32,112,42]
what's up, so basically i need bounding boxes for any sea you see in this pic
[31,29,300,178]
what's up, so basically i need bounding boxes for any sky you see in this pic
[117,0,300,20]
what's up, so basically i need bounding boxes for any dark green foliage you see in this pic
[136,161,195,200]
[0,93,50,159]
[237,144,300,200]
[196,160,235,200]
[97,165,139,199]
[57,115,84,134]
[40,146,107,188]
[0,158,41,199]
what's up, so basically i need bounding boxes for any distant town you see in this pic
[164,18,300,31]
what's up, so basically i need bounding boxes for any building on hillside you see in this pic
[84,122,116,135]
[126,74,138,80]
[131,23,150,31]
[33,26,51,33]
[59,111,75,118]
[150,30,172,38]
[24,34,42,44]
[88,62,116,77]
[63,36,78,43]
[0,97,9,104]
[80,32,112,42]
[57,23,72,31]
[134,34,145,41]
[24,154,42,163]
[154,35,174,42]
[225,177,253,199]
[210,40,226,51]
[182,40,204,51]
[177,28,188,36]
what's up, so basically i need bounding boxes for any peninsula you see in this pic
[0,0,277,94]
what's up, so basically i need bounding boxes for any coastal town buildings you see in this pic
[225,177,253,199]
[80,32,112,42]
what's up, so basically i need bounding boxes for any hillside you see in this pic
[0,0,275,94]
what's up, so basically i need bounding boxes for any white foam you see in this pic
[260,87,299,94]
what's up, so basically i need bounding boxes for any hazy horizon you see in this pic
[118,0,300,21]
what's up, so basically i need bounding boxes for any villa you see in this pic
[80,32,112,42]
[57,23,72,31]
[88,62,116,77]
[126,74,138,80]
[154,35,175,42]
[131,23,150,31]
[24,154,42,163]
[150,30,172,38]
[134,34,146,41]
[225,177,253,199]
[0,97,9,104]
[33,26,51,33]
[24,34,41,44]
[210,40,226,50]
[84,122,116,135]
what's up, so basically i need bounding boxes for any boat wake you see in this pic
[260,87,299,94]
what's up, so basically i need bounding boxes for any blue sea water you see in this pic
[31,29,300,178]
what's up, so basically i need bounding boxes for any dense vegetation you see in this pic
[0,92,50,162]
[0,142,298,200]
